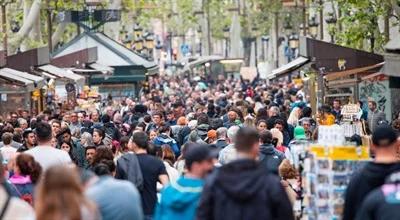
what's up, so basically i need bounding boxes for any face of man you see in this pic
[10,113,18,123]
[167,113,175,121]
[22,111,29,119]
[91,111,99,122]
[63,114,71,123]
[77,113,84,123]
[25,133,36,146]
[70,113,78,123]
[368,102,376,111]
[20,122,28,130]
[153,115,162,125]
[62,132,72,143]
[303,121,311,131]
[86,148,96,165]
[52,122,61,135]
[333,101,340,110]
[275,123,284,132]
[228,111,237,122]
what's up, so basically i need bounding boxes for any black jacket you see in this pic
[259,144,285,175]
[196,159,294,220]
[355,181,400,220]
[343,162,400,220]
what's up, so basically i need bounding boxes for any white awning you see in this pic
[1,68,46,88]
[0,68,34,91]
[38,64,85,85]
[269,56,309,79]
[89,62,114,74]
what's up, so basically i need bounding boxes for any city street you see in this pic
[0,0,400,220]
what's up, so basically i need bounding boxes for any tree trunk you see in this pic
[30,12,42,42]
[104,0,122,39]
[242,37,251,66]
[51,22,66,50]
[391,0,400,18]
[9,0,42,53]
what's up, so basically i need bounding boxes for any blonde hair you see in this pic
[287,107,301,126]
[270,128,283,146]
[35,165,97,220]
[279,159,298,180]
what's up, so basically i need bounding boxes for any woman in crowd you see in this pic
[9,153,42,205]
[279,159,300,205]
[256,119,268,132]
[59,141,78,165]
[93,128,106,148]
[35,165,99,220]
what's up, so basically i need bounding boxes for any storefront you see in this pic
[0,68,46,115]
[52,32,158,99]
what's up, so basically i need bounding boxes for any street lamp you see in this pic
[135,37,143,52]
[325,12,337,43]
[223,26,230,58]
[145,33,155,60]
[261,35,269,61]
[308,16,319,39]
[197,26,202,56]
[133,23,143,39]
[252,26,260,72]
[289,33,299,61]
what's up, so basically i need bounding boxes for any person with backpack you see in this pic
[259,130,285,175]
[130,131,169,220]
[355,171,400,220]
[0,154,35,220]
[196,127,294,220]
[155,144,214,220]
[8,153,42,205]
[343,124,400,220]
[153,125,180,157]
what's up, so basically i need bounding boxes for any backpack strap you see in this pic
[0,193,11,219]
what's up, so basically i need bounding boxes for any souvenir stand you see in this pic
[292,125,371,220]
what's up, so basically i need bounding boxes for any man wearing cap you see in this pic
[154,144,214,220]
[343,124,400,220]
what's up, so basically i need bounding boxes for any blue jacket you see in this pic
[155,176,204,220]
[153,134,180,157]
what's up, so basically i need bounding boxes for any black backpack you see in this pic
[259,150,285,175]
[115,153,144,191]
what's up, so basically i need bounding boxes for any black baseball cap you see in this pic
[372,124,398,147]
[184,143,215,169]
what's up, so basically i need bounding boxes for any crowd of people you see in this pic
[0,74,400,220]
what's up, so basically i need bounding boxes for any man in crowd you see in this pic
[147,112,164,133]
[332,99,342,120]
[218,125,240,165]
[355,171,400,220]
[86,159,144,220]
[51,119,61,137]
[215,127,229,149]
[343,124,400,220]
[17,129,36,152]
[69,112,81,135]
[197,127,294,220]
[85,145,97,169]
[26,122,71,170]
[155,144,214,220]
[259,130,285,175]
[130,131,169,219]
[367,100,386,133]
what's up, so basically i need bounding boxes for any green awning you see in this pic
[89,74,145,84]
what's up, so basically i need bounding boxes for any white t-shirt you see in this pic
[25,145,72,170]
[0,146,17,162]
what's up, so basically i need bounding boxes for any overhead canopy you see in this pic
[53,32,157,70]
[38,64,85,86]
[0,68,46,91]
[269,56,309,79]
[324,62,385,81]
[183,55,224,72]
[89,62,114,74]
